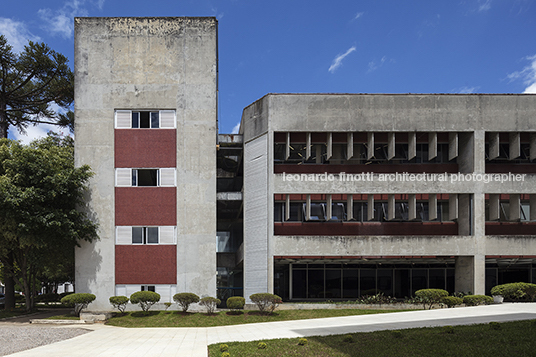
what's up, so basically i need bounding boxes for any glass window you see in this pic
[132,112,139,128]
[131,227,159,244]
[135,169,158,186]
[146,227,159,244]
[132,227,143,244]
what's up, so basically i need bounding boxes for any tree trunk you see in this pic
[2,254,16,310]
[0,102,8,138]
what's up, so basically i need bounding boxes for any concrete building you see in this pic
[74,17,536,309]
[74,17,218,310]
[240,94,536,300]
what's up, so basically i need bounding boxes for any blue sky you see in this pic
[1,0,535,142]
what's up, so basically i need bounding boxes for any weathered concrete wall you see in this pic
[75,17,217,310]
[241,93,536,297]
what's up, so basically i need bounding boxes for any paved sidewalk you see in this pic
[7,303,536,357]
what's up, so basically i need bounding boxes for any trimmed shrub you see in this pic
[60,293,96,316]
[415,289,449,309]
[443,326,455,334]
[164,302,172,310]
[221,353,230,357]
[219,344,229,352]
[391,330,403,338]
[490,282,536,302]
[130,291,160,312]
[298,338,308,346]
[249,293,282,315]
[342,334,354,343]
[200,296,221,314]
[109,296,129,313]
[227,296,245,313]
[463,295,493,306]
[441,296,463,308]
[257,342,267,349]
[36,293,60,304]
[173,292,200,313]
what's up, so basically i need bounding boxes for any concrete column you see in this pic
[509,132,520,160]
[429,194,438,221]
[458,194,472,235]
[347,133,354,159]
[428,132,437,160]
[306,132,311,159]
[367,133,374,160]
[455,256,485,295]
[449,132,458,161]
[489,194,500,221]
[347,194,354,221]
[388,194,395,221]
[449,194,459,221]
[408,194,416,221]
[408,132,416,160]
[285,132,290,160]
[285,194,290,221]
[459,131,476,173]
[327,132,333,160]
[509,194,521,221]
[388,133,395,160]
[305,194,311,221]
[367,195,374,221]
[326,194,333,221]
[489,132,499,161]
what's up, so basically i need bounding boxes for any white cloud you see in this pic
[353,12,364,20]
[456,86,479,94]
[12,123,57,145]
[38,0,89,38]
[0,18,40,52]
[231,122,240,134]
[328,46,356,73]
[478,0,492,12]
[507,54,536,93]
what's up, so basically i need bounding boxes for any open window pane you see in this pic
[140,112,150,128]
[150,112,159,128]
[137,169,158,186]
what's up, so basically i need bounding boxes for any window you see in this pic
[115,110,176,129]
[115,226,176,245]
[141,285,156,292]
[115,168,176,187]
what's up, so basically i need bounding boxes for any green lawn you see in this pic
[208,320,536,357]
[45,314,80,320]
[0,307,32,319]
[106,309,409,328]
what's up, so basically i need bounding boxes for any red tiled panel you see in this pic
[115,187,176,225]
[485,222,536,235]
[115,245,176,284]
[115,130,176,168]
[274,222,458,236]
[485,164,536,174]
[274,163,459,174]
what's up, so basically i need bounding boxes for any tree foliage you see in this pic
[130,291,160,312]
[0,34,74,138]
[61,293,96,316]
[0,134,98,310]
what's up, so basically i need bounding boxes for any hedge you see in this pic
[414,289,449,309]
[60,293,96,316]
[490,282,536,302]
[173,293,200,312]
[130,291,160,312]
[441,296,463,308]
[109,296,129,313]
[463,295,493,306]
[227,296,245,312]
[249,293,282,314]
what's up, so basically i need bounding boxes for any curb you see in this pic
[30,319,91,325]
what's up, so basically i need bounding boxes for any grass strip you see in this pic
[209,319,536,357]
[106,309,409,328]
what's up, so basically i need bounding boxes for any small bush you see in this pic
[60,293,96,316]
[200,296,221,314]
[441,296,463,308]
[489,322,501,330]
[490,282,536,302]
[257,342,267,349]
[415,289,449,309]
[173,292,200,313]
[109,296,129,313]
[36,293,60,304]
[164,302,172,311]
[358,292,396,305]
[342,334,354,343]
[443,326,455,334]
[130,291,160,312]
[221,353,230,357]
[298,338,308,346]
[227,296,245,312]
[220,344,229,352]
[249,293,282,315]
[463,295,493,306]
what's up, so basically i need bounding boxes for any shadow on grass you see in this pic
[131,311,159,318]
[246,311,279,317]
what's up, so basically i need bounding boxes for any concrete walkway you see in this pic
[8,303,536,357]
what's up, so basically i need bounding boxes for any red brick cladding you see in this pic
[115,130,176,168]
[115,245,176,284]
[115,187,176,226]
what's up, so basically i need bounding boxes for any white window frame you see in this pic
[114,110,176,129]
[115,226,177,245]
[115,168,176,187]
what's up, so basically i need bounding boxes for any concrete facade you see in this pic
[241,94,536,300]
[74,17,217,310]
